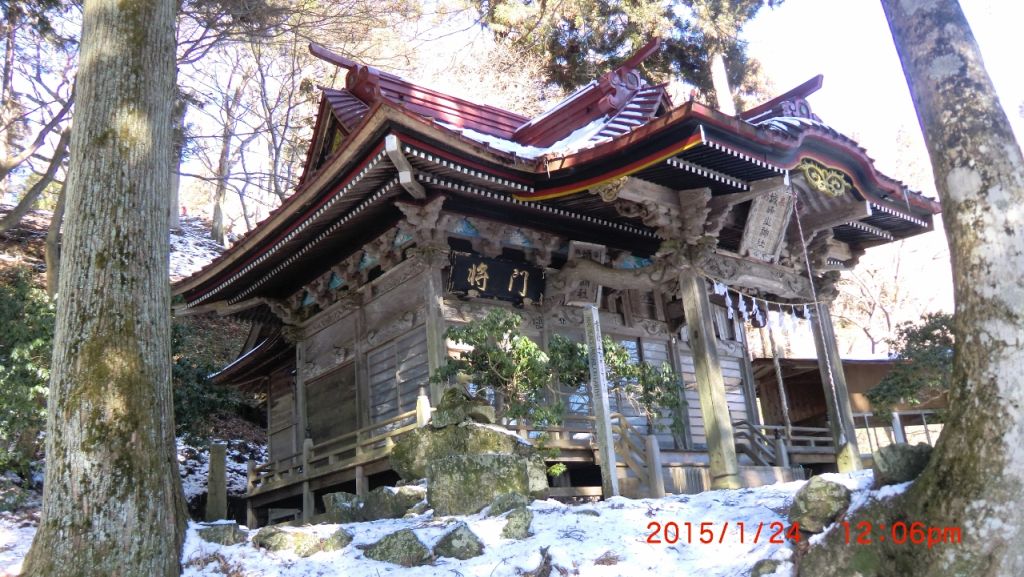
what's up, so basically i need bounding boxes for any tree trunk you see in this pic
[22,0,185,575]
[0,10,16,201]
[211,85,243,246]
[709,52,735,116]
[45,178,65,298]
[881,1,1022,574]
[169,93,186,231]
[0,126,70,234]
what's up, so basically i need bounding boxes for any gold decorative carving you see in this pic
[797,158,850,198]
[590,176,628,202]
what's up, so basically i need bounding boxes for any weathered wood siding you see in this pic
[678,344,749,450]
[304,363,358,443]
[368,327,429,423]
[268,367,297,462]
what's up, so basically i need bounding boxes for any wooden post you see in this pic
[582,305,619,498]
[678,269,741,489]
[809,302,863,471]
[416,386,432,428]
[246,459,257,528]
[891,412,907,444]
[668,336,693,449]
[295,346,309,453]
[301,438,314,522]
[645,435,666,498]
[423,262,448,402]
[205,442,228,521]
[774,431,790,468]
[355,465,367,498]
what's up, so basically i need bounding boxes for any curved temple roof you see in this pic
[173,40,941,310]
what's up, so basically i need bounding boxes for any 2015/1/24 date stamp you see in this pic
[646,521,802,544]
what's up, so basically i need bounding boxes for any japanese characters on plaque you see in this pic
[739,187,794,263]
[448,252,544,304]
[564,241,607,307]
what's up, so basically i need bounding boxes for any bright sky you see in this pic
[743,1,1021,355]
[744,0,1024,186]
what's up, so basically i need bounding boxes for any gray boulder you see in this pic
[323,486,426,522]
[363,485,427,520]
[428,453,534,515]
[487,493,532,517]
[501,506,533,539]
[750,558,786,577]
[196,522,248,546]
[0,477,28,512]
[322,491,364,523]
[253,525,352,557]
[872,443,932,487]
[431,387,496,428]
[392,422,530,477]
[434,522,485,559]
[364,528,432,567]
[788,476,851,533]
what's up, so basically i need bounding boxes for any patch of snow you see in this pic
[0,471,922,577]
[170,215,225,283]
[439,117,612,161]
[178,439,268,505]
[0,511,37,576]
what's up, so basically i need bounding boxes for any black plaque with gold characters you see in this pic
[447,252,544,304]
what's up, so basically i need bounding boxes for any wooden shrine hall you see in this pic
[173,39,941,524]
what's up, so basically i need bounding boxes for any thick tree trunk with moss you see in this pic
[21,0,185,576]
[885,1,1024,573]
[799,2,1024,575]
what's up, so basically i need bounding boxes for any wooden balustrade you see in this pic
[732,420,835,466]
[249,408,426,492]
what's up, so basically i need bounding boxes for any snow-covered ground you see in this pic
[0,205,222,283]
[179,438,268,504]
[0,471,901,577]
[170,215,226,282]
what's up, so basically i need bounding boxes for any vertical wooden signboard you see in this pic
[583,304,619,497]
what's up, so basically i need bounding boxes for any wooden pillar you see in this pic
[668,336,694,449]
[891,412,907,444]
[737,322,763,426]
[645,435,666,498]
[773,431,790,468]
[301,438,314,521]
[582,305,619,498]
[246,459,257,528]
[809,302,863,471]
[423,259,448,402]
[355,465,367,498]
[678,269,740,489]
[205,442,227,521]
[416,386,432,427]
[295,344,309,446]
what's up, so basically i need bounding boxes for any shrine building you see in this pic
[173,39,941,525]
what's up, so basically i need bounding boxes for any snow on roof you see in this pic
[440,116,613,160]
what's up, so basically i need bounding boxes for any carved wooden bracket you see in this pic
[395,195,446,247]
[613,197,680,239]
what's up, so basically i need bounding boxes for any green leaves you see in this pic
[866,312,953,418]
[434,308,685,437]
[0,268,54,477]
[470,0,775,100]
[433,308,559,426]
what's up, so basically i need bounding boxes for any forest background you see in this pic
[2,0,1021,385]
